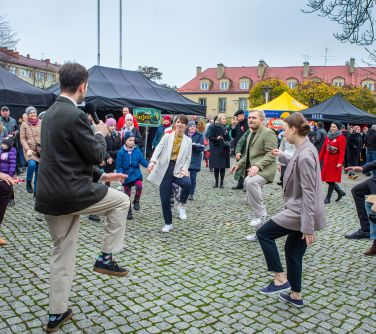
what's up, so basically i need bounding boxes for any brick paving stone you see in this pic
[1,170,376,333]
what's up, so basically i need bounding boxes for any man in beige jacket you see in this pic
[230,110,278,241]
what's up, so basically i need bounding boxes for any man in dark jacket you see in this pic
[345,160,376,239]
[231,110,249,189]
[35,63,130,333]
[312,121,327,153]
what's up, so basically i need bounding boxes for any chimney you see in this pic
[27,54,30,58]
[196,66,202,76]
[303,61,309,78]
[45,59,50,64]
[14,51,19,59]
[217,63,225,79]
[257,60,268,78]
[349,57,355,73]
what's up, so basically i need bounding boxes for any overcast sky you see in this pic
[2,0,372,87]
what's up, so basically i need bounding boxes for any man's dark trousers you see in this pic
[0,181,13,225]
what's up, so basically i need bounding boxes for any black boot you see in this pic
[232,178,243,190]
[133,200,140,211]
[324,183,335,204]
[334,184,346,202]
[127,207,133,220]
[26,181,33,193]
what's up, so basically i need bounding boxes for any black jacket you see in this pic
[35,96,108,215]
[313,128,327,153]
[208,123,231,169]
[347,132,363,151]
[365,129,376,150]
[231,118,249,146]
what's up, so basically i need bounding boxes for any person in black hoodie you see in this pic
[208,114,230,188]
[365,125,376,177]
[230,110,249,189]
[347,125,363,168]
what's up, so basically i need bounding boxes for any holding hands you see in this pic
[271,148,281,157]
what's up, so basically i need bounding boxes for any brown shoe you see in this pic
[364,246,376,256]
[0,237,6,246]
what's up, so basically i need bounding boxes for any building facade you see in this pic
[178,59,376,118]
[0,47,59,88]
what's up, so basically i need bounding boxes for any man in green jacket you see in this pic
[230,110,278,241]
[233,128,250,190]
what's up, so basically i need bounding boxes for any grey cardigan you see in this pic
[272,139,327,234]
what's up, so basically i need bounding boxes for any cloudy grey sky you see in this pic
[2,0,371,87]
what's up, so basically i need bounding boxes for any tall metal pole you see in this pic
[119,0,123,68]
[97,0,101,65]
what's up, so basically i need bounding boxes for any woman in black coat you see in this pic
[104,118,122,175]
[347,126,363,167]
[208,114,230,188]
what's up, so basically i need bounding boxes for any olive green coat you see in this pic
[234,129,250,181]
[236,126,278,183]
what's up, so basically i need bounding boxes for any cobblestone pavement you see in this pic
[1,167,375,333]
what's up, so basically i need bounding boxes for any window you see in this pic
[220,81,229,90]
[20,68,32,78]
[239,98,248,110]
[200,81,209,90]
[286,78,298,88]
[332,77,345,87]
[47,73,56,81]
[240,80,249,90]
[36,71,44,80]
[9,66,16,75]
[218,98,226,112]
[198,98,207,106]
[362,80,375,91]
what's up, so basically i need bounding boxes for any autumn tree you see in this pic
[0,15,18,49]
[341,85,376,114]
[248,78,291,107]
[292,80,339,107]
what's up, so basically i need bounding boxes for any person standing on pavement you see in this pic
[117,107,139,131]
[208,115,231,188]
[0,172,15,246]
[20,106,41,195]
[347,125,363,168]
[277,132,295,186]
[152,115,172,149]
[234,128,250,191]
[35,63,130,333]
[319,121,346,204]
[257,112,326,308]
[147,115,192,233]
[312,121,327,153]
[345,160,376,240]
[0,106,18,137]
[186,121,204,200]
[120,114,144,151]
[230,110,278,242]
[230,110,249,189]
[364,125,376,177]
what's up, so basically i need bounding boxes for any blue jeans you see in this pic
[26,160,39,192]
[366,149,376,177]
[365,201,376,240]
[189,169,199,195]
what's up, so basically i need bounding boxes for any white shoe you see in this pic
[162,224,173,233]
[245,234,258,242]
[250,215,266,228]
[178,206,187,220]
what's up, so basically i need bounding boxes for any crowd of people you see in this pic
[0,62,376,331]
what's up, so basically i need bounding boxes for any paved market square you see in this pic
[0,168,375,333]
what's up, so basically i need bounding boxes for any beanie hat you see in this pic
[332,121,342,130]
[163,115,171,122]
[188,121,196,128]
[125,114,133,121]
[25,106,37,115]
[123,131,135,143]
[106,118,117,127]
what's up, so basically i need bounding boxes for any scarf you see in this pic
[124,145,134,155]
[27,118,39,126]
[188,131,196,137]
[328,130,342,140]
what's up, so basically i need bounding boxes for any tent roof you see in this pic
[252,92,308,112]
[49,65,206,116]
[0,66,55,118]
[300,93,376,124]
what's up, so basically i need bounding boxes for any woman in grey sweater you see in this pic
[256,113,326,308]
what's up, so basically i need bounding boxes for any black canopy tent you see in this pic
[49,65,206,117]
[0,66,55,120]
[300,93,376,125]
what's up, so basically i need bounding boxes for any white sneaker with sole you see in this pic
[245,234,258,242]
[178,206,187,220]
[250,215,266,228]
[162,224,173,233]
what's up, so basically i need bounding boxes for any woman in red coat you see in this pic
[319,121,347,204]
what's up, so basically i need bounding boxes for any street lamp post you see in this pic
[119,0,123,69]
[263,86,272,103]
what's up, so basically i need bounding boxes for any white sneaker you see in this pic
[245,234,258,242]
[250,215,266,228]
[178,206,187,220]
[162,224,173,233]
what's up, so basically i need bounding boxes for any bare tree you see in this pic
[303,1,376,62]
[0,15,19,49]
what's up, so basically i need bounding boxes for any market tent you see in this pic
[49,65,206,117]
[252,91,308,117]
[0,66,55,120]
[300,93,376,124]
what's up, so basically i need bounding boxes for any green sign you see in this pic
[133,108,161,127]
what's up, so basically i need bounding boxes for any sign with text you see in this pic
[133,108,161,127]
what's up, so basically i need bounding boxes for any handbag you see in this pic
[328,144,338,154]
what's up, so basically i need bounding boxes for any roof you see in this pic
[0,48,60,72]
[178,65,376,93]
[49,65,206,116]
[300,93,376,124]
[253,92,308,111]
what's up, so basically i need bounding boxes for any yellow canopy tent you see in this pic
[252,92,308,118]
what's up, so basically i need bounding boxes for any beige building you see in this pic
[0,47,59,88]
[178,60,376,118]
